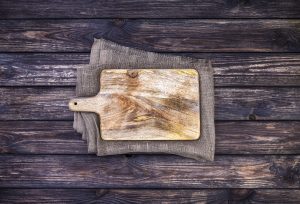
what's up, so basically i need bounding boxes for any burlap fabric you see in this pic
[73,38,215,161]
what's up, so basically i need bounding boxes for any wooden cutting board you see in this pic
[69,69,200,140]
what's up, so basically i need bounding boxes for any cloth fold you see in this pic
[73,38,215,161]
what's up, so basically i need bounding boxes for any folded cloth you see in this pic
[73,38,215,161]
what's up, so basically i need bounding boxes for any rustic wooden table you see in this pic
[0,0,299,203]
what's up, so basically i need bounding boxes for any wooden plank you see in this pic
[0,87,299,121]
[1,19,300,52]
[0,189,228,203]
[69,69,201,141]
[0,53,86,86]
[1,53,299,87]
[0,121,299,155]
[1,0,299,19]
[0,155,299,188]
[0,121,86,155]
[1,189,300,203]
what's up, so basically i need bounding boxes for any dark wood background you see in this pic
[0,0,300,203]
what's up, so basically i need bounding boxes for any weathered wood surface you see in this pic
[1,53,300,87]
[0,0,299,202]
[1,19,300,52]
[0,155,299,188]
[69,69,201,140]
[0,121,299,155]
[1,0,299,19]
[1,189,300,204]
[0,87,298,120]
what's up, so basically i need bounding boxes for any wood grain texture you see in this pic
[1,0,299,19]
[1,87,299,121]
[1,19,300,52]
[1,0,299,201]
[1,189,300,204]
[0,189,229,204]
[69,69,200,140]
[0,155,299,188]
[1,53,299,87]
[0,121,299,155]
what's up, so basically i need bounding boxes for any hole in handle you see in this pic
[74,102,77,105]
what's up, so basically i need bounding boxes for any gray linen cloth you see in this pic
[73,38,215,161]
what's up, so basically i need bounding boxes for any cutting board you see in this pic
[69,69,200,140]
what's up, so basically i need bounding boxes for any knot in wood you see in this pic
[248,114,256,120]
[127,70,138,78]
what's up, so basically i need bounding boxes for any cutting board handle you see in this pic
[68,96,100,114]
